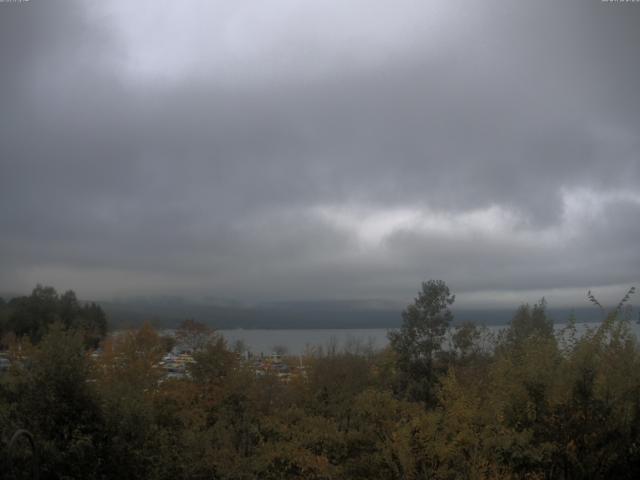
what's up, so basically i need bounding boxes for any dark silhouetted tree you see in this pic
[388,279,455,404]
[7,285,60,342]
[5,286,107,347]
[505,298,553,348]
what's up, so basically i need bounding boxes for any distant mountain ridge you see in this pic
[99,298,605,330]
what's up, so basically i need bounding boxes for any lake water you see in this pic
[219,321,640,356]
[218,328,390,356]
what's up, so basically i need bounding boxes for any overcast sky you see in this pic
[1,0,639,308]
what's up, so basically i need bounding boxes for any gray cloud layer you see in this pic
[1,0,639,308]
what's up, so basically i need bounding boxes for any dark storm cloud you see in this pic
[1,0,639,306]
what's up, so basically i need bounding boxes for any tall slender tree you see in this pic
[388,279,455,404]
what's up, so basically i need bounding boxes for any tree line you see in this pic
[0,285,107,348]
[1,281,639,479]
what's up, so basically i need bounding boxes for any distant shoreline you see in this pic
[102,303,607,330]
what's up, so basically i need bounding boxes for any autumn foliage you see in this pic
[1,283,640,479]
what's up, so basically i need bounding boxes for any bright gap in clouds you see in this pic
[314,187,640,250]
[315,203,526,250]
[94,0,457,84]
